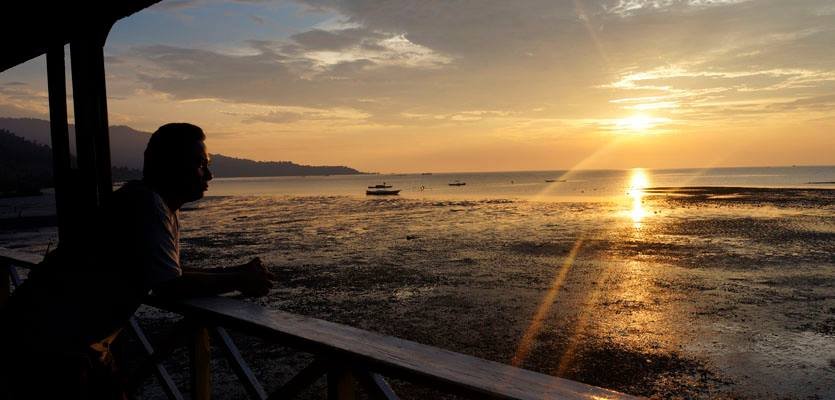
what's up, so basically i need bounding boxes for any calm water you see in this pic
[207,166,835,200]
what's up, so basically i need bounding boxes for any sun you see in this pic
[617,115,654,132]
[614,114,670,133]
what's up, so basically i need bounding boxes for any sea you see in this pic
[206,165,835,199]
[2,165,834,399]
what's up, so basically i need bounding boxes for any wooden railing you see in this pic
[1,247,639,400]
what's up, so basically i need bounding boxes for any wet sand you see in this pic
[2,187,833,399]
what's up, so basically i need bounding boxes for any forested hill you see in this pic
[0,118,365,179]
[0,129,140,195]
[0,129,52,194]
[210,154,361,177]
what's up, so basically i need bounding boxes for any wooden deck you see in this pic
[1,247,640,400]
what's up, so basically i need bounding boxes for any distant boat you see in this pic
[366,188,401,195]
[366,182,400,195]
[545,179,566,183]
[421,172,433,175]
[448,181,466,186]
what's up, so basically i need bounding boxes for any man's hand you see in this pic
[235,257,275,297]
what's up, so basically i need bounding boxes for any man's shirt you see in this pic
[5,180,182,352]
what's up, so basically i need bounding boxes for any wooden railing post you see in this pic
[327,366,357,400]
[0,262,10,308]
[189,324,212,400]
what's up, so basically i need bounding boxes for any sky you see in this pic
[1,0,834,173]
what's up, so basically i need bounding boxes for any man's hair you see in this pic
[143,123,206,185]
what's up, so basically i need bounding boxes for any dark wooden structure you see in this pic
[2,249,637,400]
[1,1,160,242]
[1,2,640,399]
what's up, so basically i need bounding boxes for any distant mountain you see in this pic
[0,118,148,170]
[210,154,361,177]
[0,129,141,195]
[0,118,364,177]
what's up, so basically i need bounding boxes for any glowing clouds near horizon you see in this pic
[627,168,650,226]
[614,114,669,134]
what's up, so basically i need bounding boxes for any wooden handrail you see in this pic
[148,296,634,400]
[1,247,639,400]
[0,247,43,267]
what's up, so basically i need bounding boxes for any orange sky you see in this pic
[1,0,833,172]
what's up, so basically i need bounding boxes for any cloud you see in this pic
[104,0,835,131]
[237,106,371,125]
[150,0,201,11]
[603,0,753,17]
[290,28,371,51]
[0,82,49,118]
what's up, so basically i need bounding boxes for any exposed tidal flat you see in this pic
[1,183,834,399]
[160,187,832,399]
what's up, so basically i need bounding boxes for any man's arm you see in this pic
[154,257,275,298]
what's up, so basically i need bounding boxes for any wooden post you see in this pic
[0,263,9,308]
[189,325,212,400]
[327,366,356,400]
[69,23,113,216]
[46,45,73,244]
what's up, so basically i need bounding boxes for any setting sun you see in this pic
[615,115,668,133]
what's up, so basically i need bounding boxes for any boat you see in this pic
[366,182,400,195]
[366,189,401,195]
[448,181,466,186]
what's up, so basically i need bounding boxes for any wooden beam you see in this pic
[190,325,212,400]
[0,1,163,72]
[267,358,328,400]
[46,45,73,243]
[69,26,113,213]
[0,262,9,308]
[212,327,267,400]
[327,366,356,400]
[0,247,42,267]
[356,372,400,400]
[127,318,184,400]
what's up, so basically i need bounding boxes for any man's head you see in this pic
[144,123,212,205]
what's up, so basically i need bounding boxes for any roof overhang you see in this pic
[1,0,161,72]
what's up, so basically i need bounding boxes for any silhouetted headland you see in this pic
[0,118,366,196]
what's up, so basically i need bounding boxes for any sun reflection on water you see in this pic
[628,168,651,227]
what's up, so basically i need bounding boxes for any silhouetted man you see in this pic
[1,123,274,399]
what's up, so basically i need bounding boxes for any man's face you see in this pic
[178,140,213,203]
